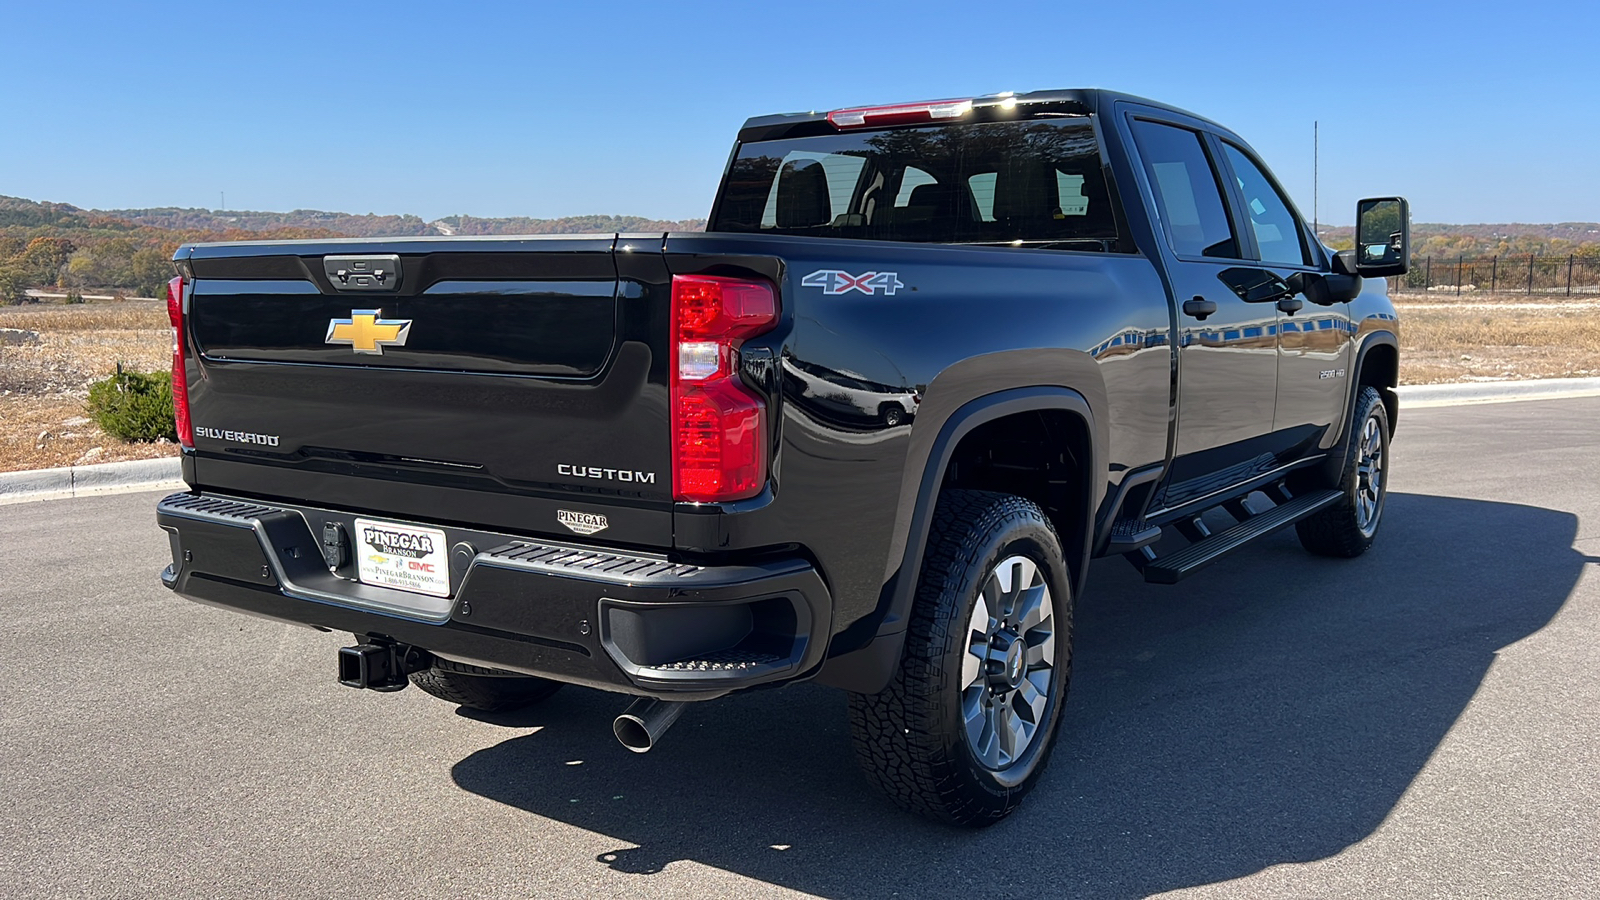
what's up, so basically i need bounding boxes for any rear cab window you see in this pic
[712,118,1123,251]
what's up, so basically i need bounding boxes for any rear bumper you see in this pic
[156,492,831,700]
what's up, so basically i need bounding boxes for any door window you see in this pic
[1130,120,1238,259]
[1221,143,1311,267]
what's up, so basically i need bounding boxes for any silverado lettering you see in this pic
[155,88,1407,826]
[193,426,279,446]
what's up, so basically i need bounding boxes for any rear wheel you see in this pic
[1296,385,1390,557]
[848,489,1072,826]
[882,405,905,427]
[409,658,563,712]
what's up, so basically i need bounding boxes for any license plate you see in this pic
[353,518,451,598]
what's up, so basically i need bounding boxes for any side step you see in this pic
[1140,489,1342,585]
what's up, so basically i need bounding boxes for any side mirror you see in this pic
[1355,197,1409,277]
[1290,261,1361,306]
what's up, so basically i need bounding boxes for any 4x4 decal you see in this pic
[801,269,906,296]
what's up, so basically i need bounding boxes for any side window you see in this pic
[1130,120,1238,259]
[1222,143,1311,267]
[967,172,998,222]
[758,152,868,228]
[895,167,938,207]
[1056,171,1089,216]
[968,171,1089,223]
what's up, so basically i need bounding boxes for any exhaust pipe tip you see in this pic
[612,714,655,753]
[612,698,687,753]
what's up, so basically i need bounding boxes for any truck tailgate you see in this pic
[180,236,673,547]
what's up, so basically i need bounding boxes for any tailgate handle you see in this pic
[324,254,402,292]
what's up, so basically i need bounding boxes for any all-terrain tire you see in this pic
[409,658,563,712]
[847,489,1073,826]
[1296,385,1391,558]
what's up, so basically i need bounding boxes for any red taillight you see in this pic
[166,275,193,448]
[827,98,973,129]
[671,274,777,503]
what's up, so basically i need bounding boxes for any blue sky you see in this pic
[2,0,1595,225]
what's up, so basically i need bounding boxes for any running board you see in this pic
[1140,489,1342,585]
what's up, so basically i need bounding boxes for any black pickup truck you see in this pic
[156,89,1408,825]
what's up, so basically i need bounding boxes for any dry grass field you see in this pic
[1,294,1597,472]
[1394,293,1600,384]
[0,300,178,471]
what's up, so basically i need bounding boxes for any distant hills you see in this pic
[101,206,708,238]
[0,194,706,299]
[1319,222,1600,258]
[1,191,1594,301]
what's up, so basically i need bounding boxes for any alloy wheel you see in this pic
[1355,413,1386,535]
[960,554,1056,770]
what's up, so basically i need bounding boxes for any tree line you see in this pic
[1,195,339,302]
[1,194,709,302]
[1320,222,1600,259]
[5,191,1592,303]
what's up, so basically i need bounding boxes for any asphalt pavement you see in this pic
[1,397,1596,899]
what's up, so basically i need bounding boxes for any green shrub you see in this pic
[0,266,24,305]
[87,367,176,442]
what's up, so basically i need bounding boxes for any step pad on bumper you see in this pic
[160,493,282,522]
[644,650,783,673]
[485,542,702,579]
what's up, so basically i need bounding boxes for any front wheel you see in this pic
[1296,385,1391,557]
[848,489,1073,826]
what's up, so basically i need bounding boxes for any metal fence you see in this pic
[1393,255,1600,296]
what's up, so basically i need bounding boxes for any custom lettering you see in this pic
[557,463,657,485]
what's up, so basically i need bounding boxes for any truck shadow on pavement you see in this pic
[451,492,1585,899]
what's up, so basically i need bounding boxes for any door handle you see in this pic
[1182,296,1217,321]
[1276,296,1304,314]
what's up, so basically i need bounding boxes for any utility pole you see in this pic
[1313,121,1319,237]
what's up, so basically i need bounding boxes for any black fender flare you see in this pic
[1356,330,1400,420]
[1334,330,1399,465]
[814,386,1100,693]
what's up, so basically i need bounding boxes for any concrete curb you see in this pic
[1397,377,1600,409]
[0,457,182,506]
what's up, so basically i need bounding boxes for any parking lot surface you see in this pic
[2,397,1597,899]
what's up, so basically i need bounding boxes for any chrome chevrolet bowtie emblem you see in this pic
[326,309,412,355]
